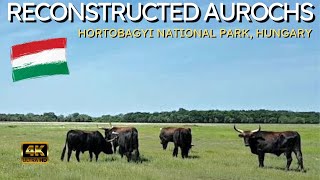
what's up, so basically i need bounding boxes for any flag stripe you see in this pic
[11,38,67,60]
[12,62,69,82]
[11,48,66,69]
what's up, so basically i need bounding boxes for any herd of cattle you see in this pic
[60,125,305,172]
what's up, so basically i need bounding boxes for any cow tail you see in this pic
[60,135,68,161]
[295,133,305,171]
[133,131,139,149]
[179,130,183,147]
[132,131,140,161]
[297,133,302,148]
[295,133,302,151]
[129,131,134,153]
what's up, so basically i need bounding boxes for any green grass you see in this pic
[0,123,319,180]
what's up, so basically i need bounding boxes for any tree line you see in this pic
[0,109,319,124]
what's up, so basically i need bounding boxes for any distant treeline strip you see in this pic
[0,109,319,124]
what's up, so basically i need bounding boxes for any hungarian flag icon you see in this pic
[10,38,70,82]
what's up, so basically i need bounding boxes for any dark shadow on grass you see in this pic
[186,155,200,159]
[105,155,151,164]
[135,155,150,164]
[7,125,17,128]
[263,166,307,173]
[105,156,119,162]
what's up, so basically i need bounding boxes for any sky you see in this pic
[0,0,319,116]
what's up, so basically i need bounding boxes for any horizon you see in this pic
[1,107,319,118]
[1,0,319,117]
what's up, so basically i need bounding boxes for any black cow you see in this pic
[101,126,140,162]
[159,127,178,150]
[60,130,115,162]
[172,128,193,158]
[100,126,136,153]
[234,125,305,172]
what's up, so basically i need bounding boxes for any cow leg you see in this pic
[285,151,293,171]
[89,151,93,162]
[184,148,189,158]
[182,146,190,158]
[173,144,178,157]
[119,146,124,158]
[133,149,140,162]
[113,142,118,153]
[126,152,132,162]
[181,147,185,159]
[67,149,72,162]
[185,148,190,158]
[94,152,99,162]
[113,146,117,154]
[293,150,304,172]
[258,152,265,167]
[75,150,81,162]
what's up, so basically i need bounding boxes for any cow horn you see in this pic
[99,127,108,130]
[251,125,261,133]
[233,125,244,133]
[106,137,117,142]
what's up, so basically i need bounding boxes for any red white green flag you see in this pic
[10,38,69,82]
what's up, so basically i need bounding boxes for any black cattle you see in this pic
[60,130,115,162]
[159,127,178,150]
[172,128,193,158]
[100,126,136,153]
[234,125,305,172]
[101,126,140,162]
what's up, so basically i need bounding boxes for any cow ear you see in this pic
[238,134,244,138]
[188,128,191,132]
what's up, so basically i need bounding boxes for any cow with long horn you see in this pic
[100,126,140,162]
[234,125,305,172]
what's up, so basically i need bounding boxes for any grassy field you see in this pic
[0,123,319,180]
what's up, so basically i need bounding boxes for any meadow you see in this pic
[0,123,319,180]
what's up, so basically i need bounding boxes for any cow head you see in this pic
[99,127,120,153]
[103,136,118,154]
[234,125,261,146]
[99,127,117,140]
[160,139,169,150]
[159,128,169,150]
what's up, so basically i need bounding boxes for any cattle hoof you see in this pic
[299,169,306,173]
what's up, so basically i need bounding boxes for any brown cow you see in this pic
[159,127,178,150]
[234,125,305,172]
[160,127,193,158]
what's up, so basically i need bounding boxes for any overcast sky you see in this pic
[0,0,319,116]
